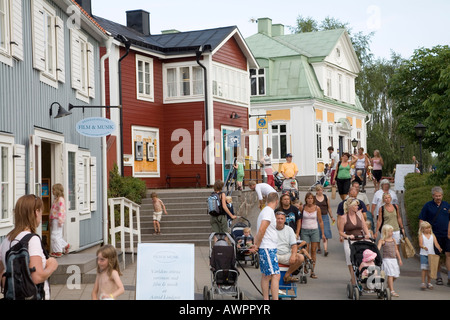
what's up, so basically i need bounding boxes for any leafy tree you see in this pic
[389,45,450,182]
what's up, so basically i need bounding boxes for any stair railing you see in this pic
[224,158,237,196]
[108,197,141,270]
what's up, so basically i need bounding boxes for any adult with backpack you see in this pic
[0,195,58,300]
[208,180,236,234]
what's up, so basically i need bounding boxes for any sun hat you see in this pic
[362,249,377,262]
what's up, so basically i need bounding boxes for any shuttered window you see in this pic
[0,0,23,66]
[0,134,14,232]
[70,28,95,102]
[76,150,97,216]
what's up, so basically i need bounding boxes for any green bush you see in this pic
[108,164,147,204]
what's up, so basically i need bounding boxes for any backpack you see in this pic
[1,233,46,300]
[207,192,223,217]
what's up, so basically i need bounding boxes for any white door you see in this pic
[64,143,80,251]
[29,135,42,196]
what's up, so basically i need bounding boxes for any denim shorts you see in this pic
[258,248,280,276]
[301,228,320,243]
[420,255,429,270]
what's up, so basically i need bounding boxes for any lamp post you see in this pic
[414,123,426,175]
[351,138,358,155]
[400,145,405,163]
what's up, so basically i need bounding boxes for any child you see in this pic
[359,249,377,278]
[353,169,364,187]
[237,227,254,251]
[151,192,167,235]
[418,221,442,290]
[225,196,235,228]
[366,220,374,238]
[291,199,303,213]
[234,156,245,190]
[92,244,125,300]
[378,224,403,297]
[49,183,70,258]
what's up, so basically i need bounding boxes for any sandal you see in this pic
[391,291,399,297]
[310,273,318,279]
[64,244,70,254]
[50,252,62,258]
[283,275,299,283]
[427,283,434,290]
[436,278,443,285]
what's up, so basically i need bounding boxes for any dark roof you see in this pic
[93,15,237,55]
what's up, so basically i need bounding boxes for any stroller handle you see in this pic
[346,235,375,243]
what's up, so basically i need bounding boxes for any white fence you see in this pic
[108,197,141,269]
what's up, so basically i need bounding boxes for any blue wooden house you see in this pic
[0,0,110,252]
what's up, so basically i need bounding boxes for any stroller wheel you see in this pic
[346,283,353,299]
[383,289,391,300]
[301,275,307,284]
[203,286,210,300]
[353,287,360,300]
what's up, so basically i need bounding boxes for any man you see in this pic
[279,193,302,239]
[371,179,398,221]
[275,211,304,284]
[352,181,373,231]
[328,146,340,185]
[419,186,450,286]
[249,181,277,209]
[250,192,280,300]
[280,153,298,190]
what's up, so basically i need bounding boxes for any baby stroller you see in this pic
[310,170,330,191]
[230,217,259,269]
[273,171,284,191]
[203,232,244,300]
[346,236,390,300]
[281,178,299,201]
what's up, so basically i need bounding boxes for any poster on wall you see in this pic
[132,126,160,177]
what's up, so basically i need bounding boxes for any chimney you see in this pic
[272,24,284,37]
[75,0,92,16]
[126,10,150,36]
[257,17,272,37]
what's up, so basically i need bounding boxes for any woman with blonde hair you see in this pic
[0,195,58,299]
[338,198,371,285]
[371,150,384,191]
[50,183,69,257]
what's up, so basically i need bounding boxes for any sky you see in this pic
[91,0,450,60]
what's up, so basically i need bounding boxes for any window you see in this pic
[136,54,154,101]
[326,70,332,97]
[250,68,265,96]
[1,146,10,220]
[42,6,56,79]
[164,64,203,100]
[0,0,23,65]
[213,64,248,104]
[132,126,160,178]
[316,123,322,159]
[68,151,76,210]
[271,124,287,160]
[0,0,8,54]
[71,28,95,101]
[338,73,343,101]
[328,125,334,147]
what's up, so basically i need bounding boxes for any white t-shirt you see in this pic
[277,226,297,255]
[257,206,278,249]
[255,183,276,200]
[371,189,398,219]
[0,231,50,300]
[330,152,340,170]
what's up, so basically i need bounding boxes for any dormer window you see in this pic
[250,68,265,96]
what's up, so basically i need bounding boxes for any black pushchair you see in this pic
[273,171,284,191]
[203,233,244,300]
[347,236,390,300]
[230,217,259,269]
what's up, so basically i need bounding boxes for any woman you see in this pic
[371,150,384,191]
[210,180,236,235]
[300,192,326,279]
[335,152,352,200]
[0,195,58,300]
[338,198,371,285]
[314,185,335,256]
[353,148,369,192]
[375,193,405,248]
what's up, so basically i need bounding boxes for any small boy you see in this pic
[225,196,235,228]
[151,192,167,235]
[237,227,254,253]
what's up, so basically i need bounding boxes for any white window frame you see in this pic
[212,63,248,105]
[76,149,96,218]
[270,122,289,162]
[71,28,95,103]
[0,134,14,235]
[136,54,154,102]
[250,68,266,96]
[326,69,332,97]
[163,62,204,103]
[338,73,343,101]
[328,124,334,147]
[0,0,10,57]
[316,122,323,159]
[131,125,160,178]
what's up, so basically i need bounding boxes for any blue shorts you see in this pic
[420,255,429,270]
[258,248,280,276]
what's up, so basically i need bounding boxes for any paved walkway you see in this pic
[50,185,450,300]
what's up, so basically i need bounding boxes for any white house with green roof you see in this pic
[246,18,369,185]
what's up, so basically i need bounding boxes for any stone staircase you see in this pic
[140,189,241,247]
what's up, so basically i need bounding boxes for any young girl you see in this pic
[92,244,125,300]
[50,184,70,258]
[378,224,403,297]
[418,221,442,290]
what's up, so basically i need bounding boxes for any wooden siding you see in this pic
[213,36,247,70]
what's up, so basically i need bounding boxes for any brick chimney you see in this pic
[126,10,150,36]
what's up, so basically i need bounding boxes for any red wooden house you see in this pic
[94,9,258,188]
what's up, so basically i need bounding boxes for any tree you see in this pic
[389,45,450,182]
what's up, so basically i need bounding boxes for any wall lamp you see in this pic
[49,102,72,119]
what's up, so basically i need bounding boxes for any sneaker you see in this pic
[420,283,426,290]
[50,252,62,258]
[436,278,443,285]
[64,244,70,254]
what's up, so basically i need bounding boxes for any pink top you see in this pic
[50,197,66,224]
[302,207,318,230]
[372,158,382,170]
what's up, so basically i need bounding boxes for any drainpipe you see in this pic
[100,36,113,245]
[196,45,211,186]
[116,34,131,177]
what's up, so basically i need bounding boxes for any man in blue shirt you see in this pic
[419,186,450,286]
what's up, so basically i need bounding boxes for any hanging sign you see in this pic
[76,117,116,137]
[226,129,241,147]
[257,117,268,129]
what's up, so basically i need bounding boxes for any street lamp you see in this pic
[414,122,426,174]
[351,138,358,154]
[400,145,405,163]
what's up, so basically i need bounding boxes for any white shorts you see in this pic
[153,211,162,222]
[277,253,292,265]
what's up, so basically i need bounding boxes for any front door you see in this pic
[222,127,238,181]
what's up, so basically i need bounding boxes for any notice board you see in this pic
[136,243,195,300]
[394,164,416,192]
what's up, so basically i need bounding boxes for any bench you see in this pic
[166,174,201,188]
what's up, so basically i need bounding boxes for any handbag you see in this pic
[428,254,440,279]
[400,234,415,259]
